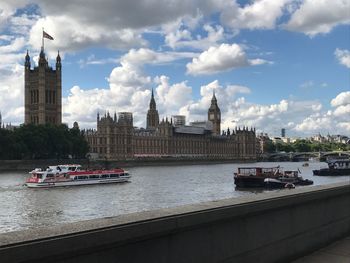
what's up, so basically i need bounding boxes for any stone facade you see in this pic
[85,92,256,161]
[24,48,62,125]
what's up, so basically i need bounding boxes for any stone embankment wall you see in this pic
[0,182,349,263]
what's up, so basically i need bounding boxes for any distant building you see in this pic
[281,128,286,138]
[85,91,256,161]
[24,47,62,125]
[256,133,271,153]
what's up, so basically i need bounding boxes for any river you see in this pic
[0,161,349,234]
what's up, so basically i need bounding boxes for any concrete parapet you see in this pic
[0,182,349,262]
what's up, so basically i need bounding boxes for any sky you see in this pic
[0,0,349,138]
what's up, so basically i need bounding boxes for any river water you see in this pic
[0,162,349,234]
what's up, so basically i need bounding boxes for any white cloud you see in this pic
[155,75,192,115]
[335,48,350,68]
[120,48,195,68]
[295,115,333,133]
[285,0,350,36]
[331,91,350,107]
[0,64,24,125]
[333,104,350,117]
[220,0,290,30]
[186,43,270,75]
[165,23,226,50]
[62,46,196,128]
[293,91,350,134]
[29,16,146,56]
[33,0,205,30]
[0,1,29,30]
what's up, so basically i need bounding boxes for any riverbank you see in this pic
[0,158,256,171]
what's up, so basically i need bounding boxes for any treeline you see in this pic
[0,124,89,160]
[264,139,350,153]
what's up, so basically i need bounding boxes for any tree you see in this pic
[0,124,89,160]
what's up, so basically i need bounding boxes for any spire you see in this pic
[146,87,159,130]
[56,50,61,63]
[25,50,30,68]
[39,46,45,59]
[211,89,217,103]
[149,88,156,110]
[25,50,30,61]
[38,46,47,67]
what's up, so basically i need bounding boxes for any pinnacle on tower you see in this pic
[56,50,61,63]
[25,50,31,67]
[39,46,45,59]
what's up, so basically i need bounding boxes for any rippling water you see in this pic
[0,162,349,233]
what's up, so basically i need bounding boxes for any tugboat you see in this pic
[233,166,283,188]
[25,164,131,188]
[234,167,313,189]
[313,159,350,176]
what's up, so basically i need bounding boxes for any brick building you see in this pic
[85,92,256,161]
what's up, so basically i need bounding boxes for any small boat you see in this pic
[264,178,296,189]
[313,159,350,176]
[279,170,313,186]
[302,162,309,167]
[234,167,313,188]
[234,166,283,188]
[264,178,286,189]
[25,164,131,188]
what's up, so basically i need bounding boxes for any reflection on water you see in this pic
[0,162,349,233]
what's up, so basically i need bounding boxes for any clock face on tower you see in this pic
[209,113,214,119]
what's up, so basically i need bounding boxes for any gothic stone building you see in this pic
[85,92,256,161]
[24,48,62,125]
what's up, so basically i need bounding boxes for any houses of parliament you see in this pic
[22,47,256,161]
[85,90,257,161]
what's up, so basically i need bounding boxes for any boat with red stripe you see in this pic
[25,164,131,188]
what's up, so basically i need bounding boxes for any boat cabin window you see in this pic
[110,174,119,178]
[37,174,42,179]
[68,167,77,171]
[77,175,88,180]
[100,174,109,178]
[46,174,54,178]
[89,175,99,179]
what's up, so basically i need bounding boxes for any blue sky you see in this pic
[0,0,349,138]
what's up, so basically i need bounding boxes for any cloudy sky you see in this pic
[0,0,349,137]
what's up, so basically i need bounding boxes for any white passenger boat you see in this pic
[25,164,131,188]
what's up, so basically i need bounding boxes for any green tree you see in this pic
[292,139,312,152]
[0,124,89,160]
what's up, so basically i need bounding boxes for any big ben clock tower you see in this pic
[208,90,221,135]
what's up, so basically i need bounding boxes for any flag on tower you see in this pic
[43,31,54,40]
